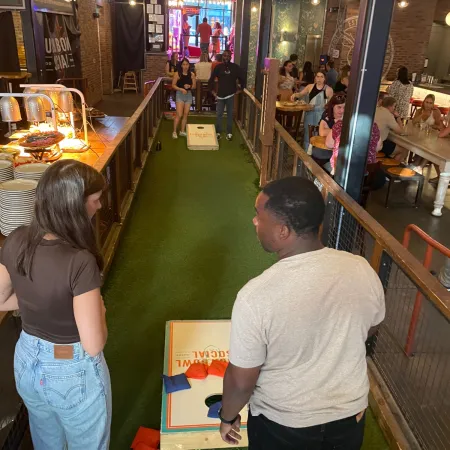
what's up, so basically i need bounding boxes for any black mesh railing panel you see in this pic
[373,254,450,450]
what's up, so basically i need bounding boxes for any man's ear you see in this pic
[279,223,291,241]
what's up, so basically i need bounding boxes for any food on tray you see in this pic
[18,131,65,148]
[0,146,21,157]
[86,108,106,118]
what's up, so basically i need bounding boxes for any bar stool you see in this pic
[438,106,449,118]
[410,99,422,119]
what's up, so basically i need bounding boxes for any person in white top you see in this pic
[194,52,212,81]
[409,94,443,179]
[374,96,407,161]
[219,176,385,450]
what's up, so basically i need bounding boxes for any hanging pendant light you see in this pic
[0,96,22,122]
[311,0,320,5]
[58,91,74,113]
[25,97,46,123]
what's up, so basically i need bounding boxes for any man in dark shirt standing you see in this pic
[208,49,245,141]
[197,17,212,55]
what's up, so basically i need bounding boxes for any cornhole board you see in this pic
[161,320,248,449]
[186,124,219,151]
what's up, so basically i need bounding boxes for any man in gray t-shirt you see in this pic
[218,177,385,450]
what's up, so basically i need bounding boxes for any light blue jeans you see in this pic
[14,331,112,450]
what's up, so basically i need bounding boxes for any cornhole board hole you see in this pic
[161,320,248,449]
[186,124,219,151]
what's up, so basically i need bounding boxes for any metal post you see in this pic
[254,0,272,100]
[239,0,252,85]
[334,0,395,201]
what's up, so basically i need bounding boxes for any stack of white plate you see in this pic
[14,163,49,182]
[0,160,14,183]
[0,179,37,236]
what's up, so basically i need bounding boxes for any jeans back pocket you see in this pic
[43,370,86,410]
[14,352,27,388]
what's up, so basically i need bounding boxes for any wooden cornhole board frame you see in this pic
[186,124,219,151]
[160,320,248,449]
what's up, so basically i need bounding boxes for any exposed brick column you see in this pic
[77,0,113,105]
[143,54,168,84]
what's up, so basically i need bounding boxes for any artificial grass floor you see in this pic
[103,117,389,449]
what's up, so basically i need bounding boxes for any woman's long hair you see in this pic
[178,58,191,77]
[215,22,222,30]
[16,160,105,278]
[338,64,351,82]
[280,60,292,77]
[302,61,314,84]
[170,52,179,67]
[324,93,346,120]
[423,93,435,107]
[397,66,410,85]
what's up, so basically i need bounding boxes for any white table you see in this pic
[389,123,450,216]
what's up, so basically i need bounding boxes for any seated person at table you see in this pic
[289,53,300,80]
[326,119,384,191]
[334,65,350,94]
[312,93,346,169]
[195,52,212,81]
[409,94,443,179]
[278,61,296,101]
[166,52,179,77]
[374,96,407,161]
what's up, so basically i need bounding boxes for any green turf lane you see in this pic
[103,117,388,449]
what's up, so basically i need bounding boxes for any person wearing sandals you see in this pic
[172,58,196,139]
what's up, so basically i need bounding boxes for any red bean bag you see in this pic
[131,427,160,449]
[185,362,209,379]
[208,359,229,378]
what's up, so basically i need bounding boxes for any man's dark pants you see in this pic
[248,411,366,450]
[200,42,209,53]
[216,96,234,135]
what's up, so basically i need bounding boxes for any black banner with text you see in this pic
[42,12,81,82]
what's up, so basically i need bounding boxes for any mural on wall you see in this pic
[328,16,395,79]
[247,0,259,90]
[271,0,326,64]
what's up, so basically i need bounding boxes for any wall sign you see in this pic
[43,13,78,81]
[34,0,74,15]
[0,0,25,10]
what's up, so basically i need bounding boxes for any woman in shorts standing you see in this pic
[0,160,111,450]
[172,57,196,139]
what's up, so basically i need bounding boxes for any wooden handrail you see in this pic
[94,78,163,173]
[242,90,450,320]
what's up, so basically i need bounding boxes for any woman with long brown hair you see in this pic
[0,160,111,449]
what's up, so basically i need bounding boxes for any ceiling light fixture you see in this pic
[446,12,450,26]
[311,0,321,5]
[397,1,409,8]
[251,6,257,12]
[129,0,136,5]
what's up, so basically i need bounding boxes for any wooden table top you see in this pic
[389,123,450,165]
[276,101,314,113]
[0,72,32,80]
[310,135,331,150]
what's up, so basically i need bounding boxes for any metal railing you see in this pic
[0,78,166,449]
[236,89,450,449]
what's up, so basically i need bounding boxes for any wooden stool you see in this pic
[123,71,138,93]
[381,165,424,208]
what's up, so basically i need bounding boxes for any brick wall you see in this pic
[142,54,167,84]
[11,12,26,70]
[99,2,113,94]
[321,0,439,79]
[77,0,113,105]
